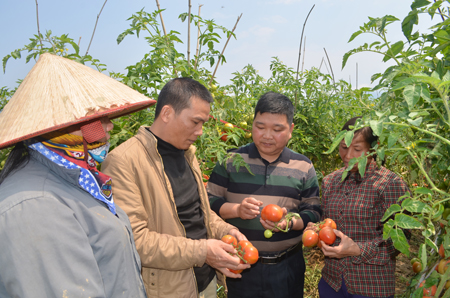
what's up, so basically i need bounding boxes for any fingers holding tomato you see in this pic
[238,197,263,220]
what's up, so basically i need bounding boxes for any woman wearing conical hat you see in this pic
[0,53,155,297]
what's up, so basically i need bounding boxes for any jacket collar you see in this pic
[248,142,290,164]
[30,149,81,187]
[137,126,196,162]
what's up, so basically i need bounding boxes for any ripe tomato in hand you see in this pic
[319,227,336,245]
[229,259,244,274]
[319,218,337,229]
[238,240,253,253]
[221,235,238,247]
[261,204,283,222]
[302,230,319,247]
[243,245,259,264]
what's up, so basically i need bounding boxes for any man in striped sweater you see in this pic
[207,92,322,298]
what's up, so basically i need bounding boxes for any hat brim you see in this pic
[0,99,156,149]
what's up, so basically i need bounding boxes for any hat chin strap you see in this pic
[80,120,107,165]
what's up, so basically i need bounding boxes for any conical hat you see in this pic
[0,53,156,149]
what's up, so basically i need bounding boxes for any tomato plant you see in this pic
[319,227,336,246]
[261,204,283,222]
[302,230,319,248]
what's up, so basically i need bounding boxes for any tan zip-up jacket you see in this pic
[102,126,235,298]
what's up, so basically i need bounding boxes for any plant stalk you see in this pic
[35,0,43,49]
[209,13,242,86]
[187,0,192,68]
[194,4,203,70]
[85,0,108,56]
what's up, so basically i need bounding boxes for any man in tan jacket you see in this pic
[102,78,248,298]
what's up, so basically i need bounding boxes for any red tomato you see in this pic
[229,260,244,274]
[261,204,283,222]
[419,281,437,296]
[243,245,259,265]
[220,133,228,141]
[319,218,337,230]
[302,230,319,247]
[221,235,238,247]
[237,240,253,253]
[439,243,446,259]
[319,227,336,245]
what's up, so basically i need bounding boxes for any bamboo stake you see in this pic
[155,0,167,36]
[356,62,358,89]
[187,0,192,67]
[323,47,335,86]
[295,4,315,81]
[319,57,324,71]
[155,0,177,76]
[85,0,108,56]
[194,4,203,70]
[209,13,242,86]
[78,37,82,47]
[301,36,306,73]
[35,0,43,48]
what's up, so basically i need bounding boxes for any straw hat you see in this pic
[0,53,156,149]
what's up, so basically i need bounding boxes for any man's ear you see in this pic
[159,105,174,123]
[289,123,294,138]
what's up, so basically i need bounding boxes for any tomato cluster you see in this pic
[302,218,337,248]
[221,235,259,274]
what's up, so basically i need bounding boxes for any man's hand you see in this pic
[304,221,319,233]
[237,197,263,220]
[320,229,361,259]
[205,239,250,278]
[227,228,247,242]
[259,208,288,232]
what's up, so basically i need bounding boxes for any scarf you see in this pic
[27,133,116,215]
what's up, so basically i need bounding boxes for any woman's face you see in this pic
[339,133,372,172]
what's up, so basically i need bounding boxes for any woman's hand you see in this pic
[320,230,361,258]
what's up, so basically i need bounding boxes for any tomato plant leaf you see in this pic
[414,187,433,194]
[403,84,421,108]
[394,213,424,229]
[419,243,427,272]
[344,130,354,147]
[425,236,438,252]
[387,133,399,148]
[377,147,385,161]
[323,130,346,154]
[383,219,395,240]
[381,204,401,222]
[369,120,382,136]
[389,227,410,257]
[357,156,367,178]
[402,10,418,40]
[401,198,431,213]
[411,0,431,9]
[407,117,423,127]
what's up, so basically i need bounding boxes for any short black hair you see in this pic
[254,92,294,125]
[155,78,213,119]
[342,116,378,147]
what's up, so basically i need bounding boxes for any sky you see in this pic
[0,0,438,91]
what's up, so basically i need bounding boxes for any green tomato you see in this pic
[443,208,450,220]
[264,229,273,239]
[239,121,248,129]
[410,257,421,266]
